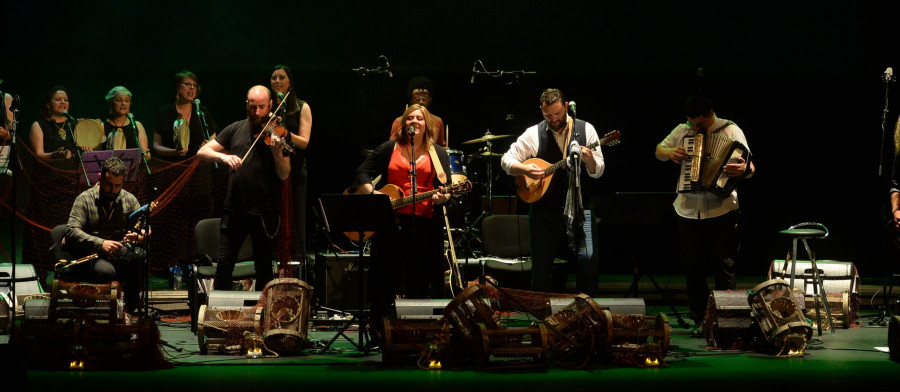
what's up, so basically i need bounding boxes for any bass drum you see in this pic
[74,119,105,150]
[446,149,468,185]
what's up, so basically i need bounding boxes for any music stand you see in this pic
[593,192,690,328]
[316,193,396,354]
[79,148,142,185]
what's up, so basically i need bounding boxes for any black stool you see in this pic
[779,222,834,335]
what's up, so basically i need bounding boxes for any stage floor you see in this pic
[4,303,899,392]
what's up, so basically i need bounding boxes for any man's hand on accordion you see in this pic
[668,146,689,164]
[723,156,749,178]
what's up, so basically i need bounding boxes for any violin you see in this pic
[241,90,295,164]
[254,114,294,154]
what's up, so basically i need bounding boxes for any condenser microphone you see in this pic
[569,140,581,159]
[470,61,477,84]
[885,67,895,83]
[380,55,393,78]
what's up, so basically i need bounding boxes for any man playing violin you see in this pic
[198,85,290,291]
[62,156,148,315]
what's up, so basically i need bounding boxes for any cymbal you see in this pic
[472,151,502,157]
[461,133,511,144]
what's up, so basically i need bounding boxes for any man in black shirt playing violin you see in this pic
[198,85,291,291]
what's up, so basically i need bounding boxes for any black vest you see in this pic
[534,119,587,209]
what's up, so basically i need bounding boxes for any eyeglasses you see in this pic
[181,82,199,89]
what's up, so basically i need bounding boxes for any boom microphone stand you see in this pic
[64,111,92,187]
[873,67,897,326]
[2,91,23,341]
[128,113,150,175]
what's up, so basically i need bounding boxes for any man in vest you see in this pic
[501,88,605,294]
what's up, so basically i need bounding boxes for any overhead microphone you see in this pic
[470,60,477,84]
[380,55,393,78]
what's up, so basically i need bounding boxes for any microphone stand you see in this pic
[195,101,217,169]
[2,91,23,342]
[406,127,417,295]
[66,114,92,187]
[130,115,151,175]
[874,69,896,326]
[470,60,537,85]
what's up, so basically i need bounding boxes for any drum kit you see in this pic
[444,130,514,257]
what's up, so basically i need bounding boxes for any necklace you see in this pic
[54,120,67,140]
[109,117,127,134]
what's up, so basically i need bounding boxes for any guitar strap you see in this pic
[427,144,448,185]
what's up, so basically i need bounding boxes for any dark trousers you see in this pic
[529,206,595,295]
[215,211,276,291]
[676,210,739,324]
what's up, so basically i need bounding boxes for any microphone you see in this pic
[569,140,581,159]
[885,67,896,83]
[407,125,416,136]
[470,61,477,84]
[193,98,203,114]
[380,55,393,78]
[62,110,76,122]
[568,101,576,113]
[276,92,284,101]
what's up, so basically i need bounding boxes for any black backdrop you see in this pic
[3,0,899,278]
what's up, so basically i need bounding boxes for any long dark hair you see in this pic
[272,64,300,115]
[40,85,69,119]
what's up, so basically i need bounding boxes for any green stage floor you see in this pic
[4,305,899,392]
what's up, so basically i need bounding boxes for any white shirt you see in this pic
[659,116,750,219]
[501,115,605,178]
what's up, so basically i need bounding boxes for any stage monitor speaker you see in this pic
[395,299,450,320]
[0,263,45,313]
[550,297,646,315]
[315,252,368,311]
[207,290,261,308]
[395,297,647,320]
[768,260,859,296]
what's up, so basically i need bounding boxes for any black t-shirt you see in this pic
[216,119,282,215]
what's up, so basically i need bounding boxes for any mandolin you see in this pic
[515,130,620,203]
[344,180,472,242]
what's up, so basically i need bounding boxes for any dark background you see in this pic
[3,1,899,278]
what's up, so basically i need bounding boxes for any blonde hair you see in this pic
[395,104,435,148]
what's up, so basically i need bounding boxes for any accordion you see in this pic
[677,132,750,198]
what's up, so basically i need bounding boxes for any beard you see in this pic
[100,191,119,203]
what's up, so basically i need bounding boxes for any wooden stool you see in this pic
[779,222,834,335]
